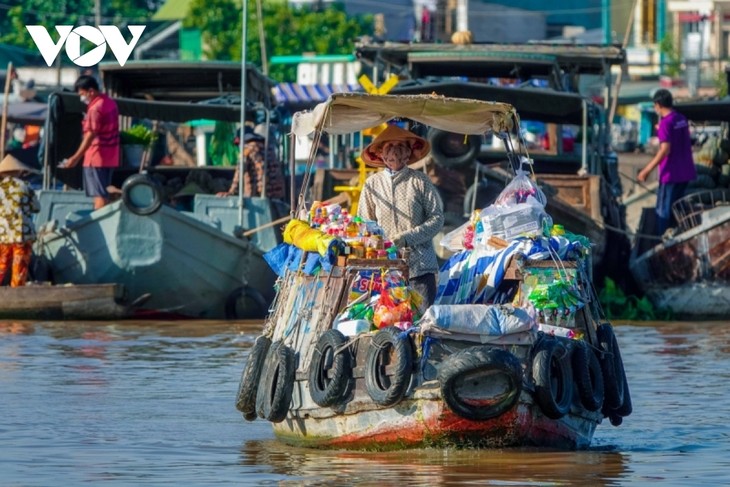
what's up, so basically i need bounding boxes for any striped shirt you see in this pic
[358,167,444,278]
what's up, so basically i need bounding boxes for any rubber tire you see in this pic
[121,174,163,216]
[427,127,481,169]
[532,337,573,420]
[235,335,271,419]
[364,326,414,407]
[438,346,523,421]
[571,341,604,412]
[225,286,268,320]
[597,323,626,411]
[613,369,633,418]
[308,329,352,407]
[256,341,296,423]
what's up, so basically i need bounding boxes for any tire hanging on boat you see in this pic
[364,326,414,407]
[121,174,163,216]
[438,346,523,421]
[256,341,296,423]
[532,337,574,419]
[596,323,626,411]
[235,335,271,420]
[571,340,604,412]
[224,286,268,320]
[427,127,481,169]
[308,329,352,407]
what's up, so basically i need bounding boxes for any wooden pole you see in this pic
[607,0,638,132]
[255,0,268,75]
[1,62,13,157]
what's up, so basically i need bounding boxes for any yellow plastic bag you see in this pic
[283,219,336,257]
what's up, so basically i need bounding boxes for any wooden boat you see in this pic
[631,189,730,319]
[330,42,631,285]
[34,62,282,319]
[630,99,730,319]
[0,283,136,320]
[34,193,276,319]
[235,93,631,449]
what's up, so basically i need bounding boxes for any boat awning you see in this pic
[675,98,730,123]
[49,91,255,123]
[291,93,515,137]
[99,61,276,109]
[391,81,594,125]
[273,83,362,110]
[0,100,47,125]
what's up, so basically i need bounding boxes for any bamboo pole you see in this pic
[0,62,13,157]
[607,0,638,131]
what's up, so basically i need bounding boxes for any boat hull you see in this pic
[0,283,131,320]
[37,200,275,319]
[630,204,730,319]
[272,391,599,450]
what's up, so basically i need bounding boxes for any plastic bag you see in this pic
[494,169,547,207]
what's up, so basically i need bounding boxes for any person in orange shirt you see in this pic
[61,75,120,210]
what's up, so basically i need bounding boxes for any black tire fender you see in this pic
[225,286,268,320]
[121,174,163,216]
[438,346,523,421]
[364,326,414,407]
[308,329,352,407]
[256,341,296,423]
[235,335,271,419]
[597,323,626,411]
[571,340,604,412]
[428,127,481,169]
[532,337,573,419]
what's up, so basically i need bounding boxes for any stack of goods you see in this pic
[433,170,591,341]
[307,201,400,261]
[333,268,423,336]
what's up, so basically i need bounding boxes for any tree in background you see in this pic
[0,0,164,49]
[184,1,372,81]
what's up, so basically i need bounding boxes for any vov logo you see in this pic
[26,25,146,67]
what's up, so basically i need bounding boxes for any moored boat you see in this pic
[0,283,138,320]
[235,93,631,449]
[630,99,730,319]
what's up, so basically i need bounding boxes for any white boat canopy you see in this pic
[291,93,516,137]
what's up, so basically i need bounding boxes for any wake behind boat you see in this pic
[235,93,631,450]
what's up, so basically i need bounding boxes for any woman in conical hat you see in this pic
[357,124,444,307]
[0,154,41,287]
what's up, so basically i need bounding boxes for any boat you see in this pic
[0,283,140,320]
[630,99,730,319]
[347,42,631,285]
[33,62,283,319]
[235,93,632,450]
[34,195,276,319]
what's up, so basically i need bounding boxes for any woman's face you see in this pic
[380,141,411,171]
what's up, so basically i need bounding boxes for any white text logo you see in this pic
[26,25,146,67]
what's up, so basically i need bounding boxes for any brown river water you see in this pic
[1,319,729,486]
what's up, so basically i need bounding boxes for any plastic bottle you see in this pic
[551,224,565,236]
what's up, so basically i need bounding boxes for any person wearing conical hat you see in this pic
[357,124,444,306]
[0,154,40,287]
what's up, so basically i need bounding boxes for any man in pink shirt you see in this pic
[62,75,120,210]
[638,89,696,235]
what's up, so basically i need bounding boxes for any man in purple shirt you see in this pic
[638,89,696,235]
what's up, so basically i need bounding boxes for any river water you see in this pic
[1,319,728,486]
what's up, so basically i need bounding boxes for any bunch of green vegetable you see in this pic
[120,124,157,147]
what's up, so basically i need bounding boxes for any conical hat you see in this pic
[0,154,40,174]
[361,125,430,167]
